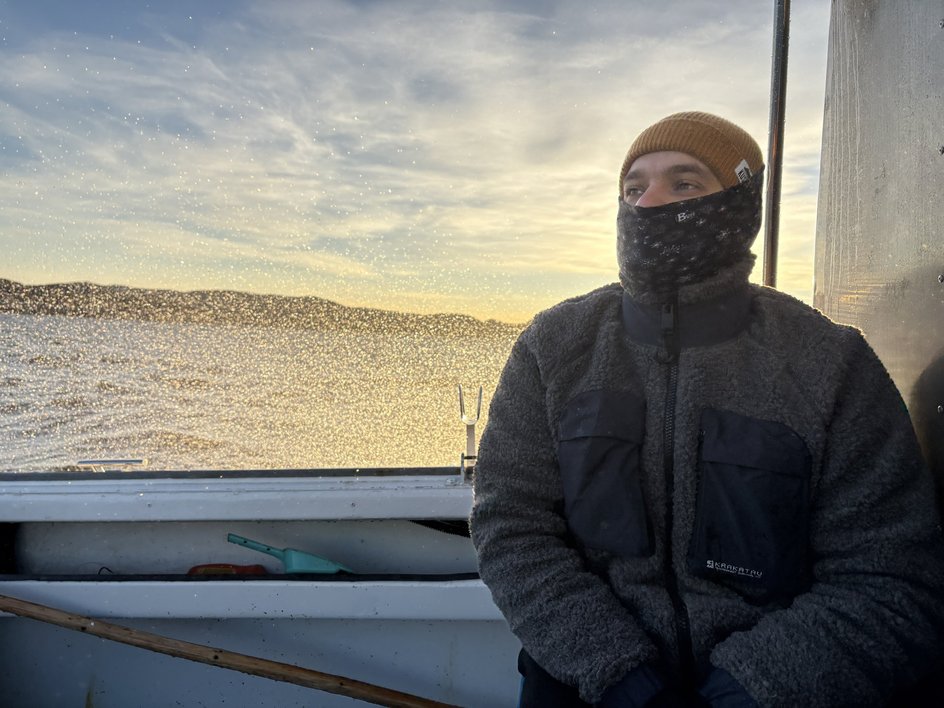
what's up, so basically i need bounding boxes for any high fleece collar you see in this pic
[621,257,754,348]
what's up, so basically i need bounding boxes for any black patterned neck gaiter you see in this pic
[616,168,764,297]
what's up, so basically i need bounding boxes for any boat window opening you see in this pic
[0,1,831,474]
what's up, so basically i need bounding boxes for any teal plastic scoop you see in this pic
[227,533,352,574]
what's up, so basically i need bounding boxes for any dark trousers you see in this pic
[518,649,592,708]
[517,651,704,707]
[519,649,944,708]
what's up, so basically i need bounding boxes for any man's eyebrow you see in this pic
[623,162,713,183]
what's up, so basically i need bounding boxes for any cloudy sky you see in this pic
[1,0,831,323]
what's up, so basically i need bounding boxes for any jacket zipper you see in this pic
[660,297,696,694]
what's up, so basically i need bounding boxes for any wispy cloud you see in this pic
[0,0,830,322]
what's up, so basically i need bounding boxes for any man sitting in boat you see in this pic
[470,111,944,707]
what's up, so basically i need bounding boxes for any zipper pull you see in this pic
[660,296,680,360]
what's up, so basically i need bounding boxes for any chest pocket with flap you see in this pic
[557,390,652,557]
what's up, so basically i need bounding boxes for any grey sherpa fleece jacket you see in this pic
[470,260,944,706]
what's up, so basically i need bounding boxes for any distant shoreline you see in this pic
[0,278,524,338]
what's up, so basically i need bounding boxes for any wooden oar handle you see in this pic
[0,593,459,708]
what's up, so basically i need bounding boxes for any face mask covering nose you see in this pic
[617,168,764,297]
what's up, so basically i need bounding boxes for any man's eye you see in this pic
[676,181,699,191]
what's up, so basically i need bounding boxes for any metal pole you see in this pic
[764,0,791,288]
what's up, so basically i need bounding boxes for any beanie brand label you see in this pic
[735,159,753,184]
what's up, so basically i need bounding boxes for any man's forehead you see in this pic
[623,154,714,181]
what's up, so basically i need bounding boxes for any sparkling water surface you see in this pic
[0,313,516,472]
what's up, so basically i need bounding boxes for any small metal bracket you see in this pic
[458,384,483,481]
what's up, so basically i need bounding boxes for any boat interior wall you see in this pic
[0,473,519,707]
[814,0,944,488]
[0,473,479,582]
[13,519,478,576]
[1,617,517,708]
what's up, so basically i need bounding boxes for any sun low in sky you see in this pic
[0,0,830,324]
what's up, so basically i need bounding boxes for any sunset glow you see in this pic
[1,0,830,324]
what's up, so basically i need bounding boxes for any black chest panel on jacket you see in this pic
[688,407,812,602]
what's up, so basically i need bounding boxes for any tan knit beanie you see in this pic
[618,111,764,194]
